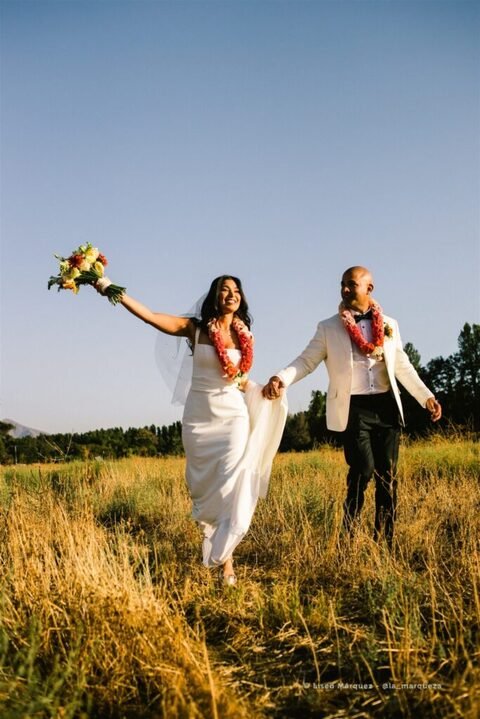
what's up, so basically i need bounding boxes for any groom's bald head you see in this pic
[343,266,374,285]
[341,266,374,312]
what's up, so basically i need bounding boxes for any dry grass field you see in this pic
[0,437,478,718]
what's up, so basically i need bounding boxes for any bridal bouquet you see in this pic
[47,243,125,304]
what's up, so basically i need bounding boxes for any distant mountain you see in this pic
[1,419,47,439]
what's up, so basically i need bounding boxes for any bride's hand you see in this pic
[94,276,112,295]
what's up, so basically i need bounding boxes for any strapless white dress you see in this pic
[182,335,287,567]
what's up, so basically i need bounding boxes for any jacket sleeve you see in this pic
[276,322,327,387]
[393,323,434,407]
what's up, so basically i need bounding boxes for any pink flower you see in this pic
[339,300,385,359]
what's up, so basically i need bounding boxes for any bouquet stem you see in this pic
[76,270,126,305]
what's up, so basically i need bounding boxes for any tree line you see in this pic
[0,422,184,465]
[1,323,478,463]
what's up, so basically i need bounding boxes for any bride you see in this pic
[96,274,287,585]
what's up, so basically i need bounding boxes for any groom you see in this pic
[262,266,441,545]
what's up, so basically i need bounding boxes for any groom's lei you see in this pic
[339,299,389,360]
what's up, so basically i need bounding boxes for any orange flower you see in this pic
[68,253,84,269]
[207,317,254,383]
[339,300,385,359]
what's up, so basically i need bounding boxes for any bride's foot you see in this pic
[220,558,237,586]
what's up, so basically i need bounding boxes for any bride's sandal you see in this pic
[217,569,237,587]
[223,573,237,587]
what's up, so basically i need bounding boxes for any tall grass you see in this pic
[0,439,478,718]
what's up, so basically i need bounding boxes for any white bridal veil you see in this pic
[154,294,206,406]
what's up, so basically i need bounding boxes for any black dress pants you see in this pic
[342,392,401,544]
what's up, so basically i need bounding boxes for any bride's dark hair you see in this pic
[197,275,252,333]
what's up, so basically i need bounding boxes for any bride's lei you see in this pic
[339,299,386,360]
[207,316,254,385]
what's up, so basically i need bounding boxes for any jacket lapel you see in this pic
[332,314,353,356]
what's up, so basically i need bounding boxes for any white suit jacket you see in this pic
[277,313,434,432]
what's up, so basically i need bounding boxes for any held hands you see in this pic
[262,376,285,400]
[426,397,442,422]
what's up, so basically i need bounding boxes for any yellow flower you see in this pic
[79,259,91,271]
[64,267,80,280]
[62,279,78,292]
[93,261,104,276]
[85,247,100,263]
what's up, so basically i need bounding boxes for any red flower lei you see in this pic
[339,299,385,359]
[207,316,254,384]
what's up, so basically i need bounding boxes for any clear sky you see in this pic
[1,0,479,435]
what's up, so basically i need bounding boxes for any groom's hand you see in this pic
[262,376,285,400]
[426,397,442,422]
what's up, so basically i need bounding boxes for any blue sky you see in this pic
[1,0,479,434]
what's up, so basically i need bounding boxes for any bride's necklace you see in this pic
[339,299,385,360]
[207,316,254,385]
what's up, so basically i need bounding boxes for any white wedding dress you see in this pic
[182,330,287,567]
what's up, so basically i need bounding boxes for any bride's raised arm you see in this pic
[120,293,194,338]
[96,278,194,339]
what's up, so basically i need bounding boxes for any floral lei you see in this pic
[339,299,388,360]
[207,316,254,386]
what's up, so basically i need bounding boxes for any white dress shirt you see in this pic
[350,315,391,395]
